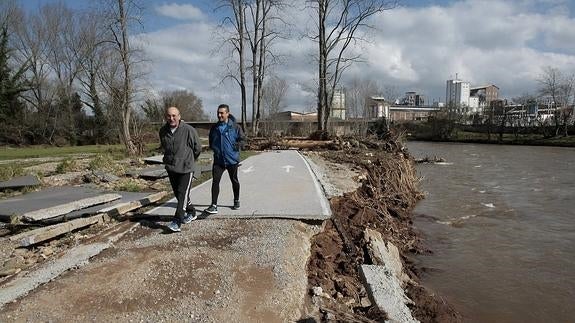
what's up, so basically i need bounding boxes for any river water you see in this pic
[407,141,575,323]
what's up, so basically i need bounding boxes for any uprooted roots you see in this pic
[306,146,461,323]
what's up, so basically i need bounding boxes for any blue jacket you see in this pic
[209,114,245,166]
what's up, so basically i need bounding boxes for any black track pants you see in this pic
[211,163,240,205]
[167,171,195,223]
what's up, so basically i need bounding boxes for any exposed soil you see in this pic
[303,142,461,322]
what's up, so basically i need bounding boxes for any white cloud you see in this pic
[155,3,204,21]
[138,0,575,117]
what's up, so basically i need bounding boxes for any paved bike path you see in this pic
[147,150,331,220]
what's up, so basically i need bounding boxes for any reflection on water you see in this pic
[408,142,575,323]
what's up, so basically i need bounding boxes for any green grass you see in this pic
[0,163,25,181]
[0,143,162,161]
[55,158,78,174]
[114,179,146,192]
[0,144,126,160]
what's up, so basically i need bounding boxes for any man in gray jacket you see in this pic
[159,106,202,232]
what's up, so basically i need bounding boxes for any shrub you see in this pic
[55,158,77,174]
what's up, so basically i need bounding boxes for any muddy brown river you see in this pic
[408,141,575,323]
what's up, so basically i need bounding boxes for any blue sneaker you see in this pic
[166,221,181,232]
[182,211,197,224]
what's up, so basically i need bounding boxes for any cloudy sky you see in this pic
[21,0,575,118]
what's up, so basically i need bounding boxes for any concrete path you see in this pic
[147,150,331,220]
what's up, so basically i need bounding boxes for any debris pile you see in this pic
[303,138,461,322]
[0,153,208,282]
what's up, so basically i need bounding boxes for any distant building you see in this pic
[404,91,416,106]
[330,89,346,120]
[368,96,389,119]
[416,94,425,106]
[401,91,426,106]
[469,96,480,112]
[368,96,438,122]
[470,84,499,108]
[267,110,317,121]
[446,79,470,109]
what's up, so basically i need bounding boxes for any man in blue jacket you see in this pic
[204,104,245,214]
[159,106,202,232]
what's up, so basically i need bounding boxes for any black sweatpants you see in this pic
[211,163,240,205]
[167,171,195,223]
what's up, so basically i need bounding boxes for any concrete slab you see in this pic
[20,193,121,222]
[146,150,332,220]
[0,175,41,190]
[143,155,163,164]
[0,187,151,222]
[360,265,419,323]
[126,165,168,179]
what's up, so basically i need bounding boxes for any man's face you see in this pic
[217,107,229,122]
[165,107,180,127]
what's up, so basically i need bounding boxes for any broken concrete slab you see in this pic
[360,265,419,323]
[364,228,411,284]
[143,155,163,164]
[0,221,138,308]
[126,165,167,179]
[9,215,105,247]
[90,171,120,183]
[7,191,164,247]
[96,191,166,219]
[0,175,41,190]
[19,193,121,222]
[0,187,149,223]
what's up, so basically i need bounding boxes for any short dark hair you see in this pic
[217,104,229,112]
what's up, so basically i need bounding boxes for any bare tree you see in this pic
[308,0,398,132]
[102,0,142,155]
[244,0,285,135]
[345,77,381,118]
[42,3,86,144]
[537,66,575,137]
[161,89,207,121]
[262,75,288,117]
[217,0,248,132]
[76,10,114,143]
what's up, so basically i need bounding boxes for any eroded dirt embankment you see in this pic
[302,140,461,322]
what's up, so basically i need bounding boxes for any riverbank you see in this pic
[408,130,575,147]
[298,138,461,322]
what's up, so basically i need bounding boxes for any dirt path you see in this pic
[0,218,320,322]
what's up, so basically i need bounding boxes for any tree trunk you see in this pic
[250,0,261,136]
[317,0,327,132]
[118,0,137,155]
[233,1,246,132]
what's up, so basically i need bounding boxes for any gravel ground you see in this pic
[0,217,321,322]
[0,152,363,322]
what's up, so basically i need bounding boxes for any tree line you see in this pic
[0,1,206,153]
[1,0,401,151]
